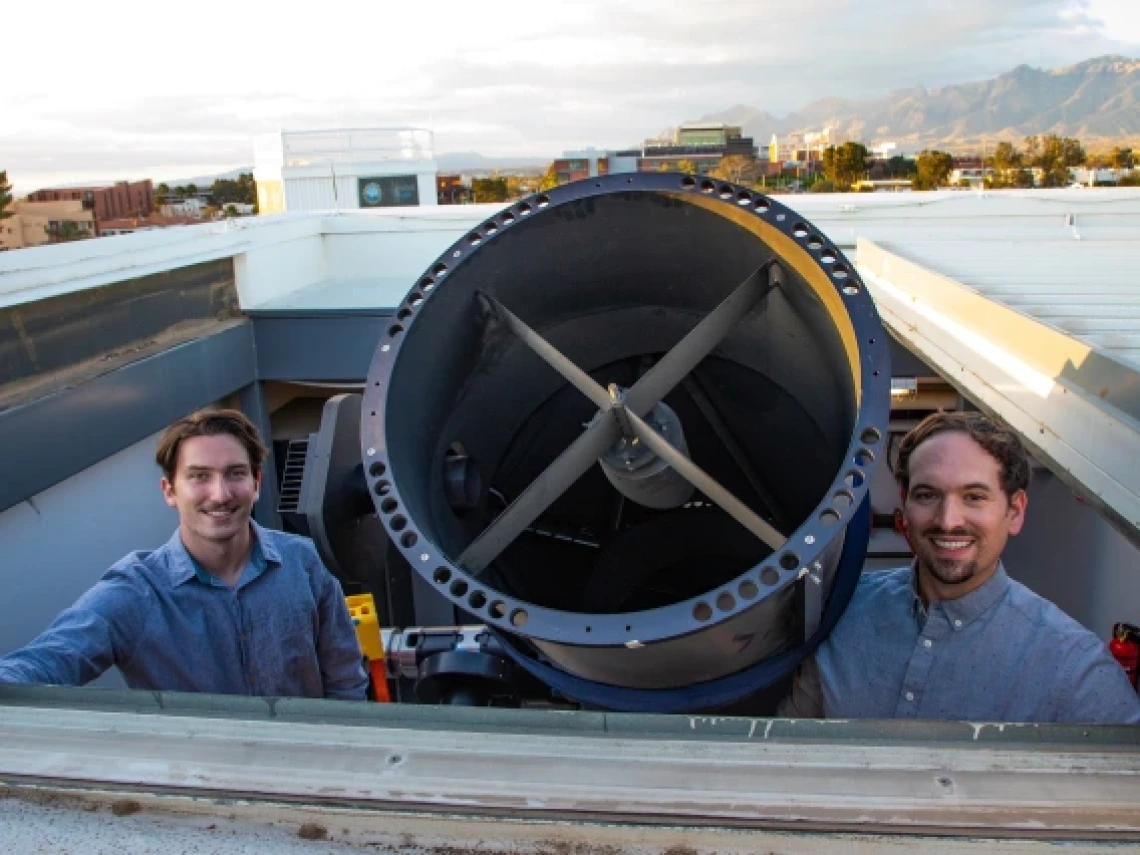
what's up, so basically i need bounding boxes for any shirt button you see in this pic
[954,619,962,629]
[905,692,915,701]
[923,639,933,648]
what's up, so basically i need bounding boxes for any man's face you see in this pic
[902,431,1026,595]
[161,434,261,546]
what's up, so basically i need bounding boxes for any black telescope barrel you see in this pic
[361,173,890,708]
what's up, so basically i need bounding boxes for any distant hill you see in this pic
[697,55,1140,150]
[435,152,550,173]
[158,167,252,188]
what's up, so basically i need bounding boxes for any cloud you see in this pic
[2,0,1137,192]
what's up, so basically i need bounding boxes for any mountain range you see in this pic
[697,55,1140,150]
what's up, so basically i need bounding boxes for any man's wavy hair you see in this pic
[895,411,1030,501]
[156,409,267,482]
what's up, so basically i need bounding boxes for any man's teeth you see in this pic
[206,509,233,517]
[933,539,971,549]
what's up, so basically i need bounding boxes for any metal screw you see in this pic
[381,344,391,352]
[366,448,376,456]
[804,535,815,545]
[420,553,429,562]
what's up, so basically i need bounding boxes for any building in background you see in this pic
[253,128,438,214]
[26,180,153,224]
[548,148,640,184]
[639,124,759,174]
[159,198,208,218]
[0,200,96,250]
[769,128,838,167]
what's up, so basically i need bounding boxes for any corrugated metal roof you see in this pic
[873,240,1140,368]
[783,188,1140,368]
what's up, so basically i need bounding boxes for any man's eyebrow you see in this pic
[961,482,993,492]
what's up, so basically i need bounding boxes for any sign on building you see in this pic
[358,176,419,208]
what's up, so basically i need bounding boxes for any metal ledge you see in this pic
[1,687,1139,839]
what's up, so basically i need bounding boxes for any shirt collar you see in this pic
[167,521,281,588]
[910,561,1011,631]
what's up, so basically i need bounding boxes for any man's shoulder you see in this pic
[1002,577,1106,653]
[824,566,914,639]
[99,546,165,585]
[259,526,322,566]
[850,566,914,606]
[256,526,336,590]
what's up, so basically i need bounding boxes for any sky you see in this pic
[3,0,1139,194]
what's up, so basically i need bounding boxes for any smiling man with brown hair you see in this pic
[0,409,368,700]
[781,411,1140,723]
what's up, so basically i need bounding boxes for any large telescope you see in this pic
[310,173,889,712]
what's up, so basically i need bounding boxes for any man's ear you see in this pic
[160,476,177,509]
[1007,488,1028,536]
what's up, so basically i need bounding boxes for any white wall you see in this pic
[1004,468,1140,639]
[0,430,178,687]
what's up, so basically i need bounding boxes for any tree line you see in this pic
[808,137,1137,192]
[155,172,258,215]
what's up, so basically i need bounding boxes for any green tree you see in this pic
[1111,147,1134,170]
[821,142,869,189]
[0,171,13,221]
[985,142,1032,188]
[186,183,199,197]
[51,220,91,243]
[884,156,916,180]
[223,204,239,218]
[676,158,698,175]
[1030,135,1085,187]
[912,149,954,190]
[212,173,258,206]
[810,178,837,193]
[472,177,509,203]
[154,182,170,211]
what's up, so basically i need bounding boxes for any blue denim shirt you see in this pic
[0,523,368,700]
[781,565,1140,724]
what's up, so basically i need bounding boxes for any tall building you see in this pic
[253,128,438,214]
[639,124,759,175]
[26,180,153,223]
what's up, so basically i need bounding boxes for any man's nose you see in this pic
[208,476,232,502]
[934,496,966,530]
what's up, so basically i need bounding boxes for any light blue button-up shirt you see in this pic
[782,565,1140,723]
[0,522,368,700]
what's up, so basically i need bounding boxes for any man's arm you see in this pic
[1055,639,1140,724]
[776,655,825,718]
[311,564,369,700]
[0,574,144,686]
